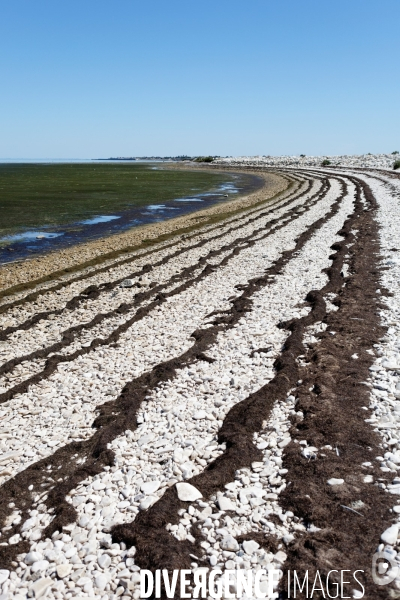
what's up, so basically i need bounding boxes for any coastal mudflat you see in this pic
[0,169,284,294]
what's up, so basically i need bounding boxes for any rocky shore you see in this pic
[0,163,399,598]
[215,152,400,170]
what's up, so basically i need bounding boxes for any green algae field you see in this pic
[0,162,233,237]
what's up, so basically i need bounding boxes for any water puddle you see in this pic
[80,215,120,225]
[146,205,166,211]
[0,231,63,243]
[175,198,204,202]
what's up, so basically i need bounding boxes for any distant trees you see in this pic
[194,156,216,163]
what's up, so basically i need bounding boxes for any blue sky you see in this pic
[1,0,399,158]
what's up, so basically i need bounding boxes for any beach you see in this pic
[1,162,400,598]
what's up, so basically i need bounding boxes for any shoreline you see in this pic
[0,164,259,266]
[0,167,287,296]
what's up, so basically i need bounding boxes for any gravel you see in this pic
[1,163,400,598]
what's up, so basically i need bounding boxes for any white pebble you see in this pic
[327,478,344,486]
[176,482,203,502]
[381,524,399,545]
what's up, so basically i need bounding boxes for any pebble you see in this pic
[31,560,50,573]
[94,573,109,590]
[193,410,207,420]
[382,358,400,370]
[98,553,111,569]
[217,496,236,511]
[24,551,42,565]
[176,482,203,502]
[8,534,20,544]
[302,446,318,459]
[275,550,288,564]
[327,478,344,486]
[120,279,135,287]
[139,496,157,510]
[220,535,239,551]
[56,564,72,578]
[243,540,260,554]
[381,524,399,545]
[141,480,160,494]
[31,578,53,599]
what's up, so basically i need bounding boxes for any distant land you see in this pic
[96,155,219,162]
[96,155,192,161]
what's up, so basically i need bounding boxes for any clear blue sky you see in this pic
[1,0,399,158]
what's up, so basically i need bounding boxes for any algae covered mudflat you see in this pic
[0,162,262,263]
[0,162,233,237]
